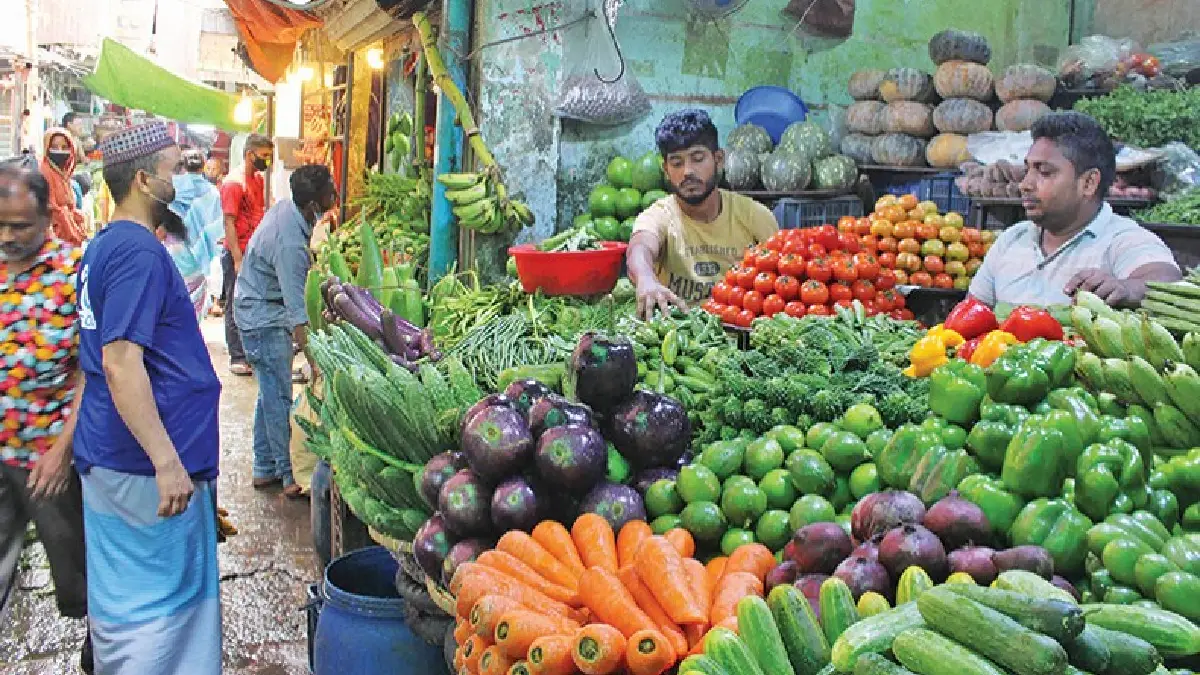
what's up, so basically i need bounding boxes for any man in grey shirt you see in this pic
[234,165,336,497]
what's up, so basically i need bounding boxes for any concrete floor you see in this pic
[0,318,322,674]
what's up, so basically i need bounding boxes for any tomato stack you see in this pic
[865,194,993,289]
[702,223,914,328]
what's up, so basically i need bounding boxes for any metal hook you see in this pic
[594,2,626,84]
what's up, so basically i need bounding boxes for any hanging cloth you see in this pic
[223,0,322,84]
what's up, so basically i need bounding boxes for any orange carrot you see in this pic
[496,531,580,590]
[506,662,532,675]
[494,609,581,659]
[526,635,576,675]
[532,521,586,579]
[479,645,515,675]
[572,624,627,675]
[633,537,707,625]
[455,644,466,671]
[463,634,489,673]
[471,595,527,639]
[683,558,712,620]
[456,619,475,645]
[626,629,676,675]
[616,566,688,657]
[572,513,619,574]
[454,564,579,620]
[616,520,653,569]
[723,543,775,584]
[579,567,659,639]
[664,528,695,559]
[705,557,728,591]
[684,623,706,651]
[709,571,763,626]
[477,551,581,606]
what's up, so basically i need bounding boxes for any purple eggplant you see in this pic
[569,332,637,414]
[413,513,456,581]
[528,395,594,438]
[503,379,554,418]
[441,538,490,588]
[344,283,384,316]
[490,475,545,533]
[631,467,680,495]
[417,328,438,358]
[579,481,646,532]
[332,293,383,341]
[379,309,408,356]
[535,424,608,493]
[418,452,459,509]
[607,390,692,470]
[438,469,494,538]
[461,405,534,483]
[461,394,514,437]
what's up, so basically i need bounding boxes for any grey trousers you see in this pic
[0,462,87,618]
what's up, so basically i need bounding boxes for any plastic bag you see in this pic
[966,131,1033,166]
[1153,142,1200,196]
[555,0,650,126]
[1148,35,1200,77]
[1057,35,1140,86]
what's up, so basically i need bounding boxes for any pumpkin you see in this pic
[933,98,994,134]
[724,149,761,190]
[926,134,972,168]
[846,101,886,135]
[778,121,832,161]
[882,101,936,137]
[871,133,927,167]
[849,70,887,100]
[761,149,812,192]
[995,99,1052,132]
[812,154,859,190]
[928,28,992,65]
[726,124,774,154]
[879,68,936,103]
[840,133,876,165]
[933,61,994,101]
[995,65,1057,103]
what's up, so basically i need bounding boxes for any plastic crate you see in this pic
[772,195,864,229]
[873,171,972,215]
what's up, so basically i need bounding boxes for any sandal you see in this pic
[252,477,281,489]
[282,484,307,500]
[230,363,253,376]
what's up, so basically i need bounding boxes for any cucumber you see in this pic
[768,585,830,675]
[737,595,795,675]
[1103,537,1157,586]
[1103,584,1143,604]
[819,577,860,644]
[1155,571,1200,621]
[895,566,933,605]
[705,627,767,675]
[856,592,890,618]
[892,628,1006,675]
[677,654,729,675]
[1083,603,1200,658]
[1087,624,1162,675]
[1066,625,1112,674]
[916,587,1067,675]
[995,570,1079,603]
[854,653,916,675]
[942,583,1085,642]
[830,601,924,672]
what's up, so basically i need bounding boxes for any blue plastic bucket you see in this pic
[313,546,447,674]
[735,86,808,145]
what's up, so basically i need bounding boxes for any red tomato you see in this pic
[727,285,746,309]
[807,304,832,316]
[933,273,955,289]
[877,288,900,311]
[741,290,765,315]
[851,279,876,303]
[837,216,857,233]
[762,294,786,317]
[853,217,873,236]
[784,301,807,318]
[755,249,780,273]
[887,288,905,309]
[711,282,731,304]
[1141,56,1161,77]
[864,302,879,317]
[835,298,855,309]
[721,305,740,325]
[799,280,829,305]
[736,266,759,289]
[923,255,945,275]
[910,271,933,287]
[832,258,858,283]
[853,253,881,282]
[815,225,839,250]
[774,275,801,301]
[778,253,806,278]
[725,266,741,286]
[873,293,894,312]
[877,252,897,269]
[829,282,854,304]
[875,268,897,291]
[736,309,757,328]
[806,258,832,283]
[893,269,909,286]
[877,236,899,254]
[743,248,759,265]
[859,234,879,253]
[753,271,779,295]
[765,231,787,252]
[838,232,861,254]
[807,243,828,259]
[899,308,915,320]
[783,238,808,255]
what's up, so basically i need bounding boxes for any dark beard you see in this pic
[669,175,718,206]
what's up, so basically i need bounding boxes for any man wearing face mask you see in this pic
[627,110,778,320]
[39,128,86,246]
[220,134,274,376]
[74,121,223,674]
[234,164,335,498]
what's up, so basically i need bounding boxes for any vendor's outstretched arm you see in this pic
[1064,262,1182,308]
[628,232,686,319]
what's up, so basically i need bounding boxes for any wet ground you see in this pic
[0,318,321,674]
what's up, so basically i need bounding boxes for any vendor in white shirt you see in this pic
[969,112,1181,309]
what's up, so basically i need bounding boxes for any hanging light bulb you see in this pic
[324,71,334,88]
[298,65,314,82]
[366,48,385,70]
[233,94,254,126]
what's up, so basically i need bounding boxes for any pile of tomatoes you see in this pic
[866,194,993,290]
[700,223,914,328]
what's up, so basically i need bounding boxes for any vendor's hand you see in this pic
[27,444,72,500]
[636,279,687,320]
[1064,268,1142,308]
[154,458,194,518]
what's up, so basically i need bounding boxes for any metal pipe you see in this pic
[427,0,472,284]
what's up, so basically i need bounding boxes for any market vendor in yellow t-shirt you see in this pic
[627,110,779,319]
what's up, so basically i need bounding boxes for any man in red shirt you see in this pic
[219,134,273,375]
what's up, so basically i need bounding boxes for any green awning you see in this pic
[84,38,264,132]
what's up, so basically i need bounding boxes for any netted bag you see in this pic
[555,0,650,126]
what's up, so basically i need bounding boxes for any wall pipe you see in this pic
[427,0,472,284]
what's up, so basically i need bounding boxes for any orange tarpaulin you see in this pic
[224,0,322,84]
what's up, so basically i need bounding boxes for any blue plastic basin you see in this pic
[735,86,808,145]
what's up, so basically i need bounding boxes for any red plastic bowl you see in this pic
[508,241,628,296]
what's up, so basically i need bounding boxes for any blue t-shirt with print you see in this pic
[73,220,221,480]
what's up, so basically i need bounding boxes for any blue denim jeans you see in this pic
[241,327,294,486]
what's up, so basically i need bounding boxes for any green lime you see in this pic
[835,513,852,537]
[606,157,633,188]
[849,462,881,499]
[721,483,768,529]
[723,474,756,493]
[806,422,839,450]
[721,528,757,556]
[573,213,593,228]
[699,441,745,481]
[789,494,836,531]
[644,479,683,518]
[866,428,893,457]
[744,438,785,481]
[829,475,853,512]
[593,216,623,241]
[650,514,682,535]
[680,501,728,545]
[820,431,871,473]
[841,403,883,440]
[755,509,793,551]
[641,189,668,209]
[786,450,836,496]
[767,425,806,453]
[759,469,798,510]
[607,444,631,484]
[589,185,620,218]
[677,464,721,504]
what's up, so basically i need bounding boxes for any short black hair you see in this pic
[182,148,205,172]
[245,133,274,155]
[0,165,51,216]
[103,149,169,203]
[62,111,77,128]
[290,164,334,210]
[655,109,719,156]
[1031,111,1116,198]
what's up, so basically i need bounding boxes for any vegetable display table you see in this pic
[1137,222,1200,271]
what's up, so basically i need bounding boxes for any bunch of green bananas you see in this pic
[437,169,535,234]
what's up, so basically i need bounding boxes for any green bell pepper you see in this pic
[1075,439,1147,521]
[876,424,942,490]
[1047,388,1101,448]
[1148,489,1181,530]
[957,474,1026,537]
[1097,415,1152,458]
[985,338,1075,406]
[1001,415,1068,498]
[929,361,987,426]
[980,396,1031,425]
[1025,338,1077,384]
[1010,497,1094,577]
[910,447,980,505]
[1062,477,1076,504]
[921,416,967,450]
[1043,409,1087,468]
[967,397,1030,472]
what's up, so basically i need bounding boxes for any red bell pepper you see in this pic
[956,335,984,362]
[999,306,1064,342]
[943,296,999,340]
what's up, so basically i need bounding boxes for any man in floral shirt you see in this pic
[0,164,91,673]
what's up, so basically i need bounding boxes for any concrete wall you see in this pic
[1073,0,1200,47]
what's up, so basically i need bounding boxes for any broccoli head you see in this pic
[743,398,771,432]
[878,391,930,428]
[810,388,850,423]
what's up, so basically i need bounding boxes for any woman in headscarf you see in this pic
[39,128,87,245]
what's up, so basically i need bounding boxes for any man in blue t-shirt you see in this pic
[74,121,222,675]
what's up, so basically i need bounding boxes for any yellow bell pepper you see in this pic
[969,330,1019,368]
[926,324,965,348]
[903,332,954,378]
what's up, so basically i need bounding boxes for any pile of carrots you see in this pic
[449,514,777,675]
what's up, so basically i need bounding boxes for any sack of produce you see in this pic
[555,3,650,125]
